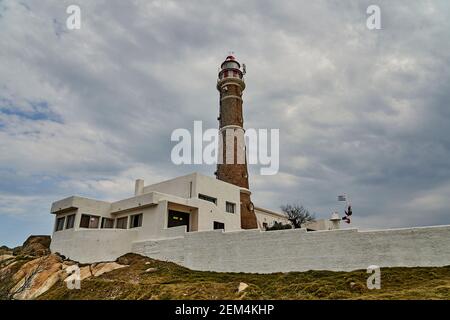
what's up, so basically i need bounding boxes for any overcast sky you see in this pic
[1,0,450,247]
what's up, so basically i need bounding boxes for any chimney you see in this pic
[135,179,144,196]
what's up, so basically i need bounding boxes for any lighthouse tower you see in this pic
[215,55,258,229]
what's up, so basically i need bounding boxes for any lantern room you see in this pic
[218,55,244,81]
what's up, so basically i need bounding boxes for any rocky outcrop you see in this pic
[4,255,129,300]
[64,262,127,285]
[9,254,65,300]
[13,236,51,257]
[0,236,130,300]
[0,246,12,255]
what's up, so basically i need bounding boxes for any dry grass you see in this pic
[37,254,450,300]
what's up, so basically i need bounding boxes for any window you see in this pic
[130,214,143,228]
[213,221,225,230]
[226,202,236,213]
[116,217,128,229]
[101,217,114,229]
[55,217,65,232]
[65,214,75,229]
[79,214,100,229]
[199,194,217,205]
[263,222,268,230]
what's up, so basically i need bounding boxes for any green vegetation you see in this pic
[38,254,450,300]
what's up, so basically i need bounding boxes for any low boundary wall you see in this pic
[132,225,450,273]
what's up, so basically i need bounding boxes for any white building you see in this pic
[50,173,292,244]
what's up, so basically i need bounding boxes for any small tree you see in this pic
[281,204,315,228]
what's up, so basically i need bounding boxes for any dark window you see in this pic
[214,221,225,230]
[101,218,114,229]
[199,194,217,205]
[168,210,190,231]
[65,214,75,229]
[55,217,65,232]
[263,222,268,230]
[226,202,236,213]
[130,214,143,228]
[79,214,99,229]
[116,217,128,229]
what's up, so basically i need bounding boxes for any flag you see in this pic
[338,195,346,201]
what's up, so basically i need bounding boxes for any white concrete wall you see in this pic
[132,225,450,273]
[142,173,241,232]
[143,173,195,198]
[50,229,137,263]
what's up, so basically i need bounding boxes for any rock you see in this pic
[0,245,12,255]
[64,265,91,285]
[64,262,127,285]
[92,262,127,277]
[238,282,249,293]
[145,267,157,273]
[61,261,77,270]
[116,253,144,265]
[10,254,63,300]
[14,236,51,257]
[0,261,19,280]
[0,254,14,262]
[77,266,94,281]
[145,262,151,265]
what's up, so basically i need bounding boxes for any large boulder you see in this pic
[14,236,51,257]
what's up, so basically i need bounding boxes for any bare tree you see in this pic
[281,204,315,228]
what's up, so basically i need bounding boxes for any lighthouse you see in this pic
[215,55,258,229]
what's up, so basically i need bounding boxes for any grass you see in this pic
[37,254,450,300]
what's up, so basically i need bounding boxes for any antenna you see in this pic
[242,63,247,75]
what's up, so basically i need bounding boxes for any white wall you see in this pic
[51,229,137,263]
[143,173,195,198]
[132,225,450,273]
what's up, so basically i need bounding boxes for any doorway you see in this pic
[168,210,190,231]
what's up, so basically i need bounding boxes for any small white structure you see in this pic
[301,214,341,231]
[254,207,291,230]
[50,172,292,259]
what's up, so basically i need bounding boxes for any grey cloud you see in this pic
[1,0,450,245]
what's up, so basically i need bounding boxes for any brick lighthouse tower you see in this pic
[215,55,258,229]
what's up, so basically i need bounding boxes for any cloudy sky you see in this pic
[1,0,449,247]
